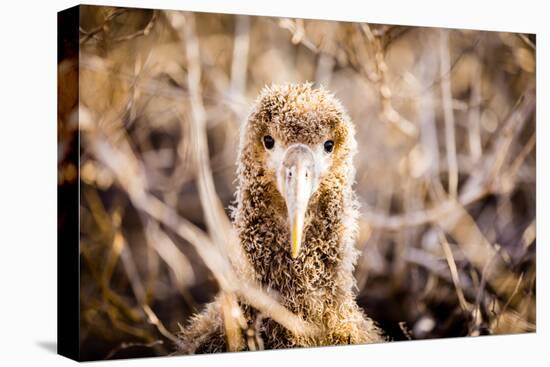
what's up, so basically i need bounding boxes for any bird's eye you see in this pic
[263,135,275,150]
[324,140,335,153]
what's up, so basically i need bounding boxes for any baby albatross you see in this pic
[179,82,383,353]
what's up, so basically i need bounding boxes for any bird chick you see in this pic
[178,82,383,354]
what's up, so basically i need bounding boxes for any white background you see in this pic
[0,0,547,365]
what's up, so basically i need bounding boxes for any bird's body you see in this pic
[178,83,382,354]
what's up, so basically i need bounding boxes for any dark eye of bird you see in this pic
[324,140,335,153]
[263,135,275,150]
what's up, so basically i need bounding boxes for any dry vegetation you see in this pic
[57,5,536,360]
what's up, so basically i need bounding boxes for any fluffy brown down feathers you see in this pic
[178,83,383,354]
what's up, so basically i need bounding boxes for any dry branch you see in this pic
[439,29,459,199]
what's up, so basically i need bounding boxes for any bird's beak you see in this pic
[277,144,317,259]
[289,172,308,259]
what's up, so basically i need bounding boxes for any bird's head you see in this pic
[238,83,357,259]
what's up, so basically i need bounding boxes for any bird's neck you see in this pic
[233,175,360,317]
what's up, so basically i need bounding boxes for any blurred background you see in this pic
[57,5,536,360]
